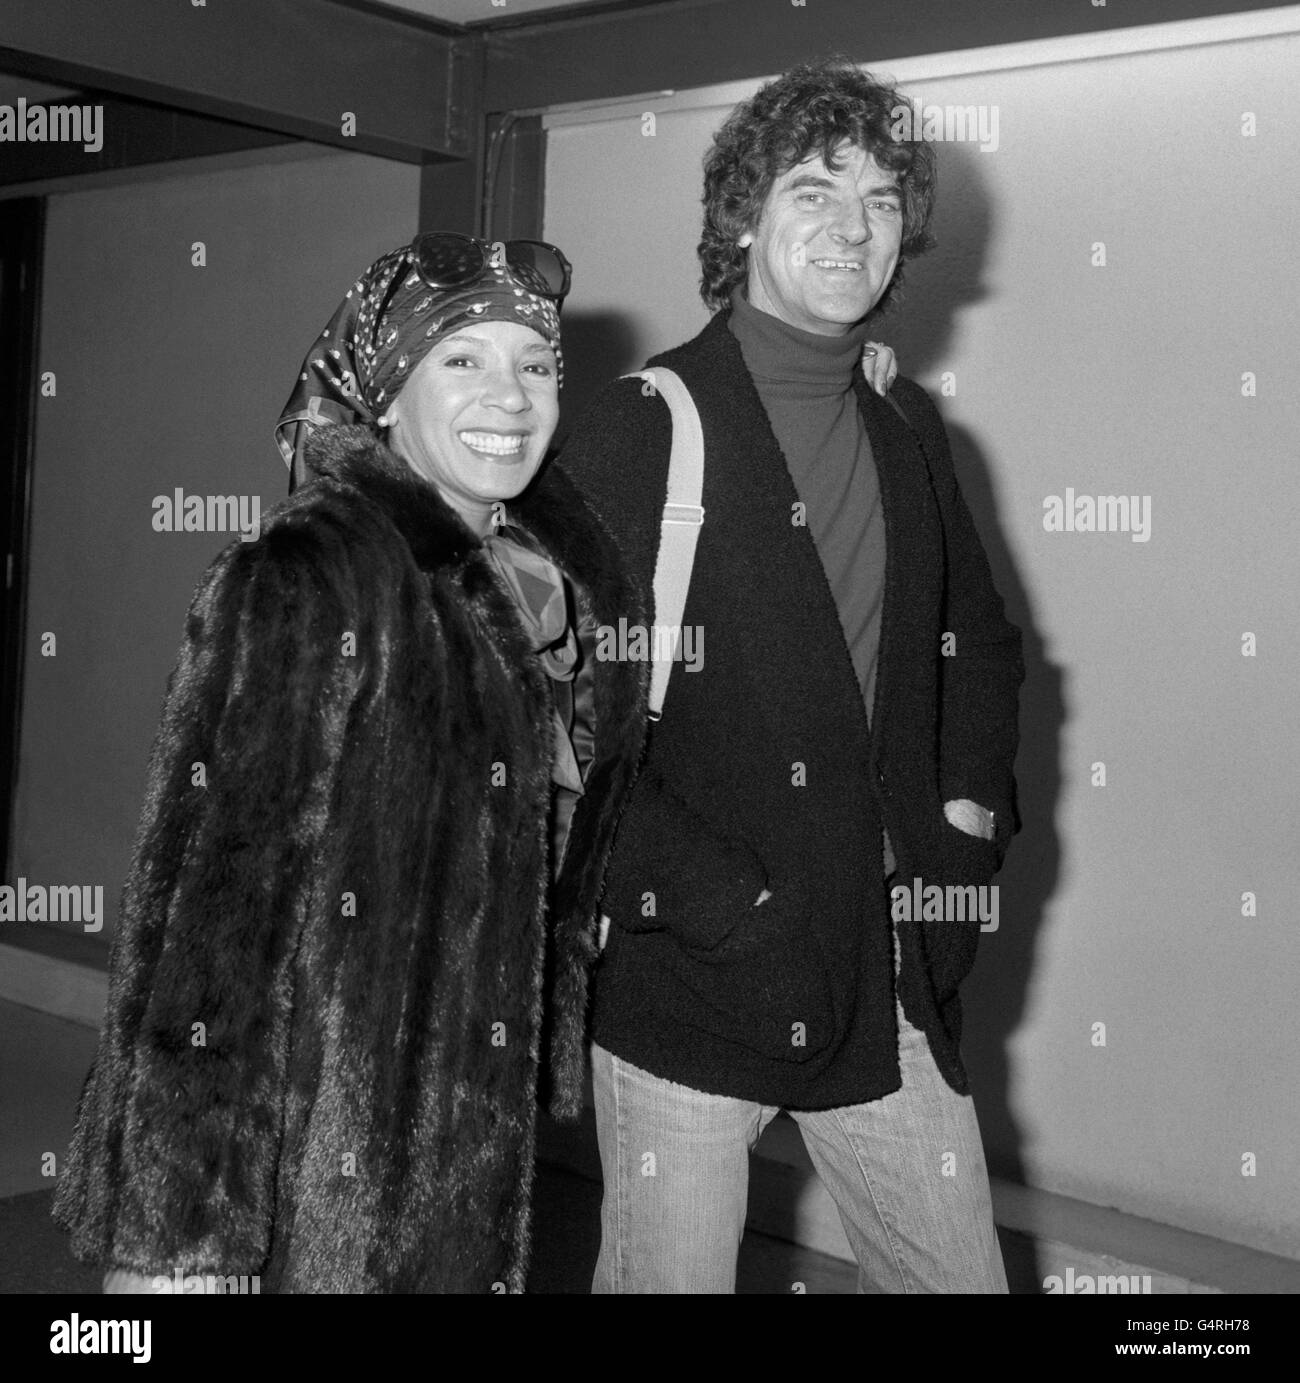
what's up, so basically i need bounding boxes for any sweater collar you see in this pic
[726,287,871,394]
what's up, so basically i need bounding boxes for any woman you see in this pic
[52,234,650,1293]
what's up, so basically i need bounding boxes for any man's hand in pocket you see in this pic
[944,798,994,840]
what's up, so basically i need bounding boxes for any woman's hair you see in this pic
[698,58,937,315]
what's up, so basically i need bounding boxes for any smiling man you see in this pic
[560,59,1024,1294]
[741,144,904,333]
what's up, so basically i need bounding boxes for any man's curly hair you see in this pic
[698,59,937,316]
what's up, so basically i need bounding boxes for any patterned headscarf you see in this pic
[275,240,563,483]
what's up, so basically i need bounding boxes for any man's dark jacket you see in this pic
[559,310,1023,1107]
[52,425,648,1292]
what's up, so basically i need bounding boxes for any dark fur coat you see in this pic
[52,426,648,1293]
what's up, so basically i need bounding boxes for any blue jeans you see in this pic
[590,996,1007,1294]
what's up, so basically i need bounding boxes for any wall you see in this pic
[13,149,419,942]
[543,19,1300,1259]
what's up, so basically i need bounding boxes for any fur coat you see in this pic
[52,425,648,1293]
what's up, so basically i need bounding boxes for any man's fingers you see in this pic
[862,341,898,395]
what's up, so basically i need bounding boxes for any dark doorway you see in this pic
[0,196,44,878]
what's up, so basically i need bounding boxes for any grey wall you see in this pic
[14,149,419,942]
[543,30,1300,1258]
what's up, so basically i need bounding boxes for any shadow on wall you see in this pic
[868,130,996,375]
[877,140,1067,1231]
[947,420,1066,1197]
[553,311,643,447]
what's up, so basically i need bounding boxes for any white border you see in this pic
[541,4,1300,127]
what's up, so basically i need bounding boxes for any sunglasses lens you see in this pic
[412,234,570,300]
[506,242,571,300]
[414,234,483,288]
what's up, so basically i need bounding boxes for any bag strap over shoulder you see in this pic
[621,366,705,721]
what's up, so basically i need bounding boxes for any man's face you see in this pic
[740,144,903,335]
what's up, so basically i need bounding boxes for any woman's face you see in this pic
[385,319,559,531]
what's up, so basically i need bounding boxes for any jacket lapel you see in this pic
[658,315,872,755]
[855,376,931,743]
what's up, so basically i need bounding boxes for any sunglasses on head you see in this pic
[411,232,572,302]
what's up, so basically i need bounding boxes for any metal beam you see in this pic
[419,157,483,235]
[484,115,546,243]
[482,0,1297,112]
[1,0,473,163]
[0,96,296,188]
[0,197,43,881]
[419,35,486,235]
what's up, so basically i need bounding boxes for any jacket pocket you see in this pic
[602,770,769,951]
[655,876,836,1062]
[921,817,998,1002]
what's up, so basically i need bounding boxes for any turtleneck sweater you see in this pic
[727,286,888,728]
[728,288,895,876]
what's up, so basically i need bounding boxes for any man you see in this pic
[559,59,1023,1293]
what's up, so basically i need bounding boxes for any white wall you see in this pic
[15,150,419,942]
[544,18,1300,1260]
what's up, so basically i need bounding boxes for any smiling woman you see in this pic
[384,323,560,530]
[51,233,650,1293]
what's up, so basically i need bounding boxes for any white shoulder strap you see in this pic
[621,366,705,721]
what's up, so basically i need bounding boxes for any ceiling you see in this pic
[335,0,604,26]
